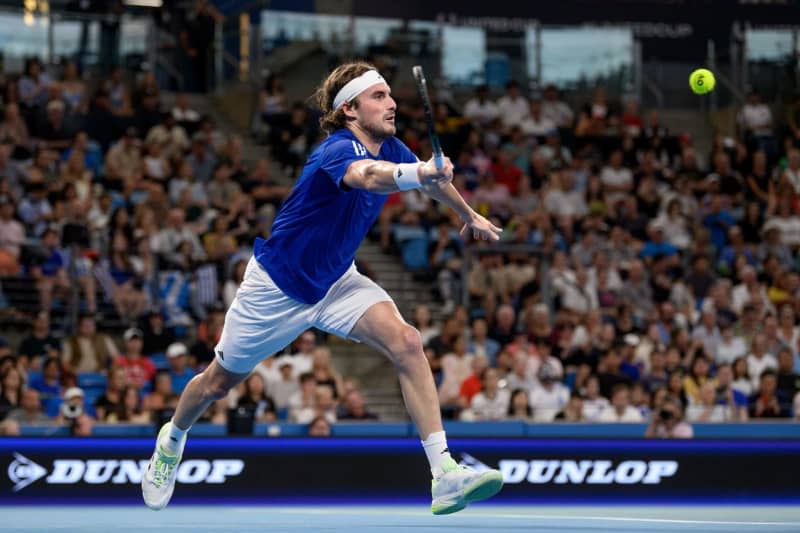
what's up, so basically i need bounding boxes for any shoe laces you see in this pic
[151,450,178,488]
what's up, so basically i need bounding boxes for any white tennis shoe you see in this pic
[431,456,504,515]
[142,422,186,510]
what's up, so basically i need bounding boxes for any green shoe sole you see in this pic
[464,470,504,503]
[431,471,504,515]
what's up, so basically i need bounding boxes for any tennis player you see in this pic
[143,61,504,514]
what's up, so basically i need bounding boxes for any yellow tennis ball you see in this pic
[689,68,715,95]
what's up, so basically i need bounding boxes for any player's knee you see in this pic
[390,326,424,365]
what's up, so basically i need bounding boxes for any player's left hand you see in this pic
[460,213,503,241]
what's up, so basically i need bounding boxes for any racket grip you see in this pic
[433,153,444,171]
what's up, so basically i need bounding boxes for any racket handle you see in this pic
[433,152,444,171]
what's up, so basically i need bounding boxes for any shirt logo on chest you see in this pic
[351,140,367,157]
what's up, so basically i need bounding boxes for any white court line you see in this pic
[235,507,800,527]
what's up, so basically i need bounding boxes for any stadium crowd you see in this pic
[1,52,800,437]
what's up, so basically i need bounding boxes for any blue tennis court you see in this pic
[4,505,800,532]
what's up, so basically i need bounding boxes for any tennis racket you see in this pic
[411,65,444,171]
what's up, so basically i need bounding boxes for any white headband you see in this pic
[333,70,386,111]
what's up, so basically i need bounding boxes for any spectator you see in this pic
[186,132,217,183]
[529,363,569,422]
[94,366,127,421]
[311,346,343,399]
[776,346,799,401]
[338,389,379,421]
[520,97,556,139]
[115,328,156,390]
[597,384,644,422]
[466,368,510,421]
[645,395,694,438]
[463,85,498,128]
[6,387,51,424]
[496,80,530,129]
[274,330,316,377]
[166,342,195,394]
[103,386,148,424]
[62,313,119,374]
[171,93,202,132]
[141,310,176,356]
[0,365,23,420]
[143,370,177,413]
[687,382,732,422]
[459,354,489,405]
[714,363,749,421]
[0,195,24,274]
[506,388,533,421]
[17,311,60,368]
[747,333,778,391]
[683,355,714,404]
[737,89,776,160]
[438,334,473,413]
[413,304,440,346]
[288,372,317,423]
[28,357,62,412]
[58,386,95,435]
[580,374,610,421]
[264,362,298,411]
[749,369,789,418]
[237,373,277,423]
[307,415,332,437]
[541,84,574,130]
[555,393,586,422]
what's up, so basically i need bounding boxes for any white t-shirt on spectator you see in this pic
[582,397,610,422]
[273,352,313,378]
[747,352,778,390]
[265,378,299,410]
[738,103,773,136]
[600,165,633,203]
[715,336,748,366]
[469,389,511,421]
[541,100,574,128]
[496,95,530,128]
[504,372,537,394]
[463,98,499,127]
[686,404,733,422]
[529,383,570,422]
[732,377,753,397]
[764,216,800,247]
[544,188,588,218]
[520,115,557,137]
[596,405,644,423]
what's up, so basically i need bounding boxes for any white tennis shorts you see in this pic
[214,256,392,374]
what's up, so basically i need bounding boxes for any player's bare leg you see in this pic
[142,360,249,510]
[350,301,503,514]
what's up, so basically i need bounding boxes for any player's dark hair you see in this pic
[311,61,376,133]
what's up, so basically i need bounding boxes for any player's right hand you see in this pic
[418,156,454,189]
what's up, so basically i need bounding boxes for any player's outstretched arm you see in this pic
[341,157,453,194]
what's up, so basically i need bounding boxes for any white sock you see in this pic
[421,430,452,478]
[160,419,189,454]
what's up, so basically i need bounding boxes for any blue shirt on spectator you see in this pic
[703,210,735,250]
[640,241,677,259]
[170,368,196,394]
[255,128,417,304]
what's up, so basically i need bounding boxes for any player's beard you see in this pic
[362,115,395,141]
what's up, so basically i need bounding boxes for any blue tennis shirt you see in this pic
[254,128,417,304]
